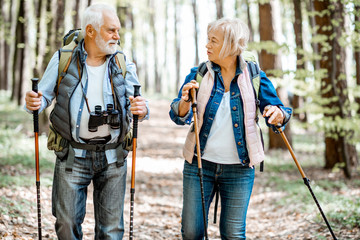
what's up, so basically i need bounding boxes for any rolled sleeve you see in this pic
[169,67,198,125]
[258,71,292,132]
[124,57,149,121]
[24,51,59,114]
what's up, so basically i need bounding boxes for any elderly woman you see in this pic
[169,18,291,239]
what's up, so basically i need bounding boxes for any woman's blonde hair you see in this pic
[207,18,249,59]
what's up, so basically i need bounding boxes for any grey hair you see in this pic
[81,3,117,34]
[207,18,249,59]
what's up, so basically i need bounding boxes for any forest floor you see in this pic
[0,98,359,239]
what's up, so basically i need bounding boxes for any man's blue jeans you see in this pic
[52,150,127,239]
[181,159,255,240]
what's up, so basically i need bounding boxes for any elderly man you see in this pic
[25,3,148,239]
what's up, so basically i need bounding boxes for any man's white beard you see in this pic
[95,34,117,55]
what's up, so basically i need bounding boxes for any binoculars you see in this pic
[88,104,120,132]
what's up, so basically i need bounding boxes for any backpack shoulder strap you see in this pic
[115,51,127,78]
[56,41,77,96]
[195,61,208,84]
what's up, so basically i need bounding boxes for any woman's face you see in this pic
[206,28,224,64]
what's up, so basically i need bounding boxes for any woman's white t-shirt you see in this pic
[202,92,240,164]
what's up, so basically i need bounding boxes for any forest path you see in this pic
[0,99,357,240]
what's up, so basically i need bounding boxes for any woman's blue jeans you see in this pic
[52,150,127,239]
[181,158,255,240]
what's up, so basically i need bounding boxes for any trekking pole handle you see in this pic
[132,85,141,138]
[31,78,39,133]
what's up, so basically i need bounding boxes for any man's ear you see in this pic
[86,25,95,38]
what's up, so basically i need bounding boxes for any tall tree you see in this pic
[291,0,306,121]
[54,0,65,50]
[355,4,360,116]
[313,0,358,178]
[33,0,45,77]
[42,0,55,72]
[72,0,81,29]
[258,0,292,149]
[11,0,25,105]
[215,0,223,19]
[149,0,161,93]
[174,0,181,90]
[0,0,11,90]
[192,0,199,66]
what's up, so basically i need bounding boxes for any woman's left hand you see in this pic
[263,105,284,126]
[129,96,148,119]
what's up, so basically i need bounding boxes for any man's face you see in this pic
[95,12,121,55]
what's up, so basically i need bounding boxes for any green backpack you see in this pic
[48,29,130,152]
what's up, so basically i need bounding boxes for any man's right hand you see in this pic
[25,90,43,111]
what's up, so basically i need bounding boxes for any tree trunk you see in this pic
[291,0,306,121]
[355,5,360,116]
[259,0,292,149]
[245,0,253,42]
[149,0,160,93]
[72,0,80,29]
[54,0,65,50]
[1,0,11,90]
[174,0,181,90]
[33,0,44,77]
[42,0,55,72]
[11,0,25,105]
[215,0,223,19]
[192,0,199,66]
[313,0,358,178]
[127,3,137,66]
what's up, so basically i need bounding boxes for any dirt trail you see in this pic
[0,99,358,239]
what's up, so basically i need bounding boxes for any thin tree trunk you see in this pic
[33,0,43,77]
[313,0,358,178]
[355,5,360,116]
[11,0,25,105]
[1,0,11,90]
[245,0,253,42]
[292,0,306,121]
[259,0,292,149]
[215,0,223,19]
[127,4,137,66]
[54,0,65,50]
[72,0,80,29]
[117,3,127,46]
[192,0,199,66]
[149,0,160,93]
[42,0,55,72]
[0,0,5,90]
[174,0,181,90]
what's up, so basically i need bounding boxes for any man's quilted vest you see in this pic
[49,43,130,143]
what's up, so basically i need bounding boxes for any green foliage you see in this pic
[0,195,32,218]
[0,91,54,187]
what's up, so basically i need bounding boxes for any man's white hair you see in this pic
[207,18,250,59]
[81,3,117,33]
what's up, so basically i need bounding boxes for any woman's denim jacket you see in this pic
[170,60,292,166]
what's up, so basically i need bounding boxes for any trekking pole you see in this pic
[190,88,209,240]
[31,78,42,240]
[129,85,141,240]
[277,127,337,240]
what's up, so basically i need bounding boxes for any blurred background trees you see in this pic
[0,0,359,178]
